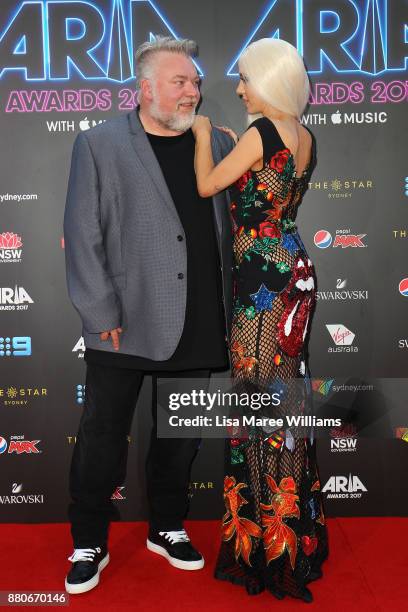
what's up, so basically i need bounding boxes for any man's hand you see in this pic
[100,327,123,351]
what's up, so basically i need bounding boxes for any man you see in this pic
[63,36,234,594]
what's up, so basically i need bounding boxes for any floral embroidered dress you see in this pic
[214,117,329,600]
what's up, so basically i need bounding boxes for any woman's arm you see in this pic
[192,115,263,197]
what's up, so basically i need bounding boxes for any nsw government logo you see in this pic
[330,424,358,453]
[0,232,23,263]
[322,474,367,499]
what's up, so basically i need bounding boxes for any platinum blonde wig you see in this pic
[238,38,310,121]
[135,35,198,89]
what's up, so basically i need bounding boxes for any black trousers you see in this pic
[68,362,210,547]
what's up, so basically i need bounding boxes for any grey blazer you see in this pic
[63,109,234,360]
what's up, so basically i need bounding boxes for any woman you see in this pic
[192,38,329,603]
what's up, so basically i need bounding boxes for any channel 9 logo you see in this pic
[0,337,31,357]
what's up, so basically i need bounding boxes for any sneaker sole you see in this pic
[146,539,204,570]
[65,553,110,595]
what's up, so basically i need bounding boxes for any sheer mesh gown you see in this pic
[214,117,329,602]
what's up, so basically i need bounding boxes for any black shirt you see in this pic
[85,128,228,371]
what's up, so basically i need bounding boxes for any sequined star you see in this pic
[250,284,277,312]
[281,233,299,255]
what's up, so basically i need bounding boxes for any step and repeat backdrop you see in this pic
[0,0,407,522]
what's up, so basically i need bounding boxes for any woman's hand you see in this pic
[192,114,212,138]
[215,125,239,145]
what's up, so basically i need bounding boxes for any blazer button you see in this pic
[177,235,184,241]
[178,273,184,279]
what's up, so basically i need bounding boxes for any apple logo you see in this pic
[79,117,90,131]
[331,110,342,125]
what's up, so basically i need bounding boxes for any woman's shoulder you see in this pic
[246,116,286,150]
[247,115,276,135]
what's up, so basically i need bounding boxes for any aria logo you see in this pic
[0,286,34,310]
[317,279,368,301]
[0,483,44,505]
[0,232,23,263]
[322,474,367,499]
[326,324,358,353]
[72,336,85,358]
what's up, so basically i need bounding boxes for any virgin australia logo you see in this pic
[326,324,358,353]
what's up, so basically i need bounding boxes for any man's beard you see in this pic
[150,97,197,132]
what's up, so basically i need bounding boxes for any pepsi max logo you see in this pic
[0,437,7,453]
[314,230,332,249]
[0,437,41,454]
[399,279,408,297]
[314,230,367,249]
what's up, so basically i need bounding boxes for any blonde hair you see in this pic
[238,38,310,121]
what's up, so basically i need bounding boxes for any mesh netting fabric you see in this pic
[215,122,328,601]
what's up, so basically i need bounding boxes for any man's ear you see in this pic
[140,78,154,102]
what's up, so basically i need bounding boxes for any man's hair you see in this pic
[134,35,198,89]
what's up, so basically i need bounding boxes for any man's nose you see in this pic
[184,81,199,98]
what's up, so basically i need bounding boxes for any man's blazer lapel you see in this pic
[128,109,227,235]
[210,131,225,239]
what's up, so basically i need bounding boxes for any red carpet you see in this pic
[0,519,406,610]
